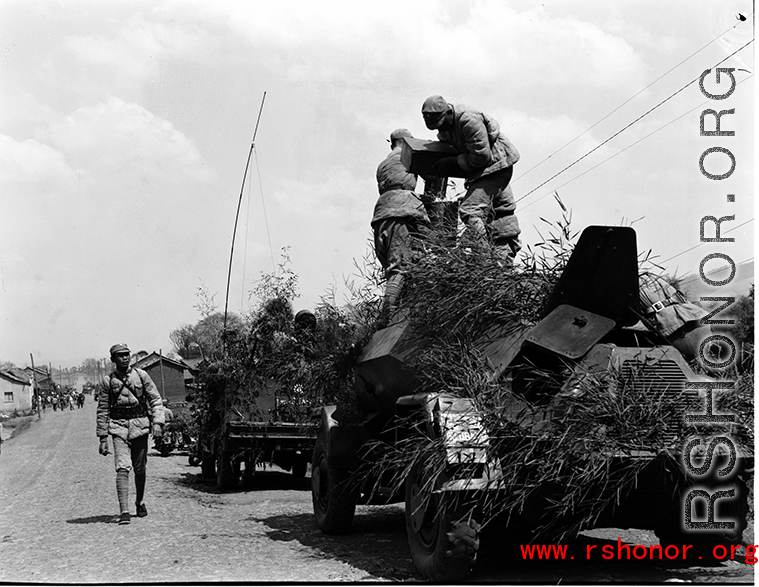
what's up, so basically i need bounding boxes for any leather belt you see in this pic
[110,404,147,420]
[380,184,412,194]
[645,298,675,315]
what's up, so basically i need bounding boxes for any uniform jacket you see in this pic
[96,367,165,441]
[639,274,707,338]
[371,147,429,226]
[436,104,520,183]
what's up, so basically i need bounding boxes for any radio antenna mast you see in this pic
[223,91,267,334]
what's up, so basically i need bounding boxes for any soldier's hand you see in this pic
[98,439,109,456]
[152,424,163,439]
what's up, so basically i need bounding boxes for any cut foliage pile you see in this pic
[193,205,752,539]
[354,210,753,539]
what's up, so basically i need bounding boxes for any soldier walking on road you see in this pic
[96,343,165,525]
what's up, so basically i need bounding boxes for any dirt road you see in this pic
[0,401,753,583]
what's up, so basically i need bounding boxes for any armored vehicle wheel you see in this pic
[312,432,356,534]
[200,451,216,478]
[405,459,479,581]
[292,459,307,478]
[216,451,240,490]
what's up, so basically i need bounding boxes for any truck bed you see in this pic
[227,420,317,441]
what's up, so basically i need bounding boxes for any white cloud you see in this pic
[44,97,214,186]
[0,134,87,196]
[0,0,749,366]
[0,81,58,133]
[182,0,647,103]
[497,109,601,164]
[61,13,213,84]
[271,167,373,229]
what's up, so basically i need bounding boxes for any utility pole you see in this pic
[30,353,41,419]
[159,349,166,400]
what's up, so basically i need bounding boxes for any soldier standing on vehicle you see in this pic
[96,343,165,525]
[372,128,431,325]
[421,95,522,265]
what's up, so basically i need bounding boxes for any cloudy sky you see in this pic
[1,0,754,367]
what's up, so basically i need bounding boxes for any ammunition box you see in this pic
[400,137,467,178]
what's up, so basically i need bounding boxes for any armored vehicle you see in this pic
[311,226,751,581]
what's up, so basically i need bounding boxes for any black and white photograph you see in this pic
[0,0,754,583]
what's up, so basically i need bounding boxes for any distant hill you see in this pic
[678,259,753,299]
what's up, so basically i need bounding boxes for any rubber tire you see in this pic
[188,455,201,467]
[405,459,479,582]
[200,452,216,478]
[311,432,356,535]
[159,443,172,458]
[292,459,307,478]
[216,451,239,490]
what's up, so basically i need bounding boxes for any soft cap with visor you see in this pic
[389,128,413,142]
[421,95,449,128]
[109,343,130,356]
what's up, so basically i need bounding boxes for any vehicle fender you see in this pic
[320,405,338,440]
[396,392,439,438]
[318,405,366,469]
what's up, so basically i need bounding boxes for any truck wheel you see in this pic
[311,433,356,534]
[292,459,307,478]
[216,452,239,490]
[200,452,216,478]
[188,455,201,467]
[405,459,479,581]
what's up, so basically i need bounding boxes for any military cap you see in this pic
[389,128,413,142]
[109,343,130,356]
[421,95,450,129]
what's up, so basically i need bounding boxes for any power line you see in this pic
[519,73,753,211]
[660,218,754,264]
[515,38,754,205]
[513,74,754,279]
[514,13,754,186]
[678,256,754,287]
